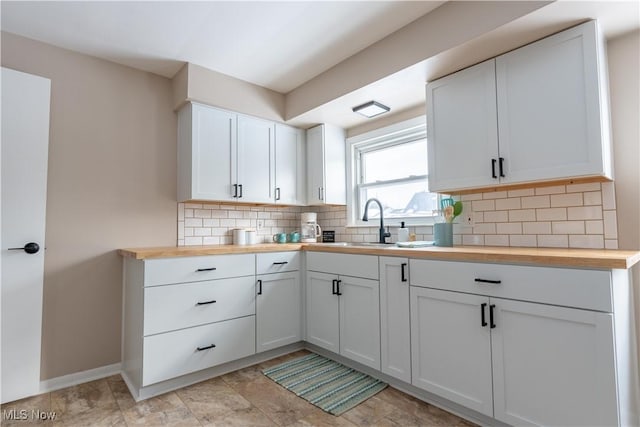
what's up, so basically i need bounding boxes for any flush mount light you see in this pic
[352,100,390,118]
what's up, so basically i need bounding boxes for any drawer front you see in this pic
[144,254,254,286]
[142,316,255,386]
[306,252,379,280]
[144,276,256,336]
[409,259,612,312]
[256,251,300,275]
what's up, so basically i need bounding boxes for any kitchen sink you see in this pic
[313,242,396,248]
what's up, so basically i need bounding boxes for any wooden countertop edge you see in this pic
[119,244,640,270]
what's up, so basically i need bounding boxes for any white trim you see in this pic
[39,362,122,394]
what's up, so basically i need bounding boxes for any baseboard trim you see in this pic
[39,362,122,394]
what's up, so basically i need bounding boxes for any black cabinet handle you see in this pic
[499,157,505,178]
[257,279,262,295]
[474,278,501,284]
[401,263,407,282]
[481,303,488,327]
[196,300,216,306]
[196,344,216,351]
[490,304,496,329]
[272,262,289,265]
[196,267,217,272]
[233,184,238,198]
[336,279,342,296]
[491,159,497,179]
[238,184,243,198]
[8,242,40,254]
[275,187,281,201]
[332,279,337,295]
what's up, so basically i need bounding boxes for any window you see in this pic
[346,117,439,225]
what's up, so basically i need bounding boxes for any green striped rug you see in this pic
[262,353,387,416]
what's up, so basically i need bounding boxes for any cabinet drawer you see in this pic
[144,276,256,336]
[142,316,255,386]
[409,259,612,312]
[306,252,378,280]
[144,254,254,287]
[256,251,300,274]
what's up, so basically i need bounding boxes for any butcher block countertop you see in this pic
[119,243,640,270]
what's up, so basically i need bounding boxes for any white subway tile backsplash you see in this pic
[177,180,618,250]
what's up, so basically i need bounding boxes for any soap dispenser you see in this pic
[398,221,409,243]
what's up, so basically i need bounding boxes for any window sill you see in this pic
[347,219,437,228]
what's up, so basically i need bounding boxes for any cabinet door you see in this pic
[237,115,274,203]
[410,287,493,416]
[379,257,411,382]
[322,124,346,205]
[275,124,304,205]
[426,59,499,192]
[496,21,609,184]
[180,103,236,201]
[305,271,339,353]
[256,272,301,353]
[491,298,618,426]
[338,276,380,370]
[306,125,325,205]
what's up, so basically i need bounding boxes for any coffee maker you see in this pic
[300,212,322,243]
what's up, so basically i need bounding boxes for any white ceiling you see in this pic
[1,1,638,130]
[0,0,443,93]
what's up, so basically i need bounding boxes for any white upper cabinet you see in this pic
[426,21,612,193]
[427,60,499,192]
[178,102,305,204]
[306,124,346,205]
[274,124,306,205]
[237,114,274,203]
[178,103,236,202]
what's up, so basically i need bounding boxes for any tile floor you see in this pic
[1,351,476,426]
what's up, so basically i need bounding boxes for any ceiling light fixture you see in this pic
[352,100,390,118]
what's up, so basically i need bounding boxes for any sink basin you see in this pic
[314,242,395,248]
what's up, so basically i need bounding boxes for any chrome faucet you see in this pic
[362,198,391,244]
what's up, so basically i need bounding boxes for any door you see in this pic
[237,115,274,203]
[188,103,237,201]
[410,287,493,416]
[1,67,51,403]
[256,272,301,353]
[426,59,499,192]
[306,125,325,205]
[274,124,303,205]
[491,298,618,426]
[496,21,606,184]
[305,271,339,352]
[338,276,380,370]
[379,257,411,382]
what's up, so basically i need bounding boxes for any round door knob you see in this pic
[8,242,40,254]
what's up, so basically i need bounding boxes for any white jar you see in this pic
[232,229,246,245]
[246,229,257,245]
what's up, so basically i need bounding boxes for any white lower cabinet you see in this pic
[305,254,381,370]
[256,271,302,353]
[379,257,411,383]
[409,258,622,426]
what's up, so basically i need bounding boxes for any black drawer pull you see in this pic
[491,158,497,179]
[499,157,505,178]
[238,184,243,198]
[272,261,289,265]
[490,304,496,329]
[257,279,262,295]
[196,300,216,306]
[481,303,487,327]
[401,263,407,282]
[474,278,501,284]
[336,279,342,296]
[196,344,216,351]
[196,267,217,272]
[332,279,337,295]
[233,184,238,198]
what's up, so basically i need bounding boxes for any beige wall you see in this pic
[607,29,640,408]
[1,32,178,380]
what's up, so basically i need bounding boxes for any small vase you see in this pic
[434,222,453,247]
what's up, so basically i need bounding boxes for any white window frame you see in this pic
[346,116,438,227]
